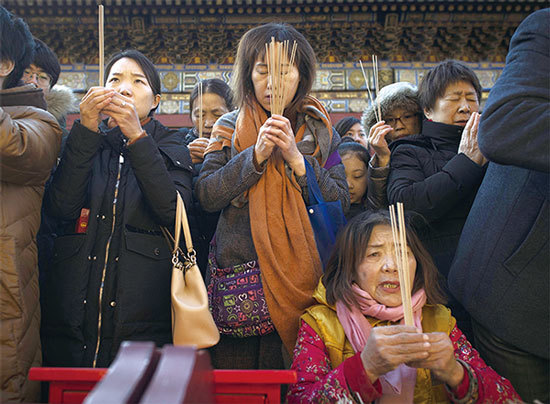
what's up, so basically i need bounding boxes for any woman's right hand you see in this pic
[360,325,430,383]
[79,87,115,133]
[188,137,210,164]
[458,112,487,166]
[368,121,393,168]
[254,120,276,165]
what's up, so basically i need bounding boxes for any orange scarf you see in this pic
[206,96,333,352]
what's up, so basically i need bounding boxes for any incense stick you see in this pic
[98,5,104,86]
[266,38,297,116]
[198,80,203,138]
[389,203,414,326]
[372,55,381,123]
[376,56,381,121]
[359,60,380,122]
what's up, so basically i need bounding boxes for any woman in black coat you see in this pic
[42,50,193,368]
[387,61,487,340]
[387,61,487,279]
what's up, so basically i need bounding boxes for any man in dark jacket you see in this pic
[22,38,77,139]
[448,9,549,402]
[23,38,78,294]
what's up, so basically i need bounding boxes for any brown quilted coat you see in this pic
[0,85,62,402]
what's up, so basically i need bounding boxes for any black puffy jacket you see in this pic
[387,119,486,277]
[42,118,193,368]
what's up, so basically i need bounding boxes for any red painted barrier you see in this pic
[29,367,296,403]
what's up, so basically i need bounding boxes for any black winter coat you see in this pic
[387,120,486,277]
[42,118,193,368]
[448,9,549,359]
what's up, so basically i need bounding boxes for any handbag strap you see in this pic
[161,191,195,263]
[173,191,194,255]
[304,157,324,205]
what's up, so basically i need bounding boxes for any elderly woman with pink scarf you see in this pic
[287,211,520,403]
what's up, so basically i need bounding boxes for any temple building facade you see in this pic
[5,0,544,126]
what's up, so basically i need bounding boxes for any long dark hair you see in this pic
[231,22,316,113]
[104,49,161,115]
[324,211,446,309]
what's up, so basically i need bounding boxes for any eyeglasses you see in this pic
[385,113,419,126]
[22,69,52,86]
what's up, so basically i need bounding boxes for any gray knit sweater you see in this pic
[195,109,349,269]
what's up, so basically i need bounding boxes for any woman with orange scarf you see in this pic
[195,23,349,369]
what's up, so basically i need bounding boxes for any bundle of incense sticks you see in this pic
[265,38,297,116]
[98,4,104,86]
[198,80,203,138]
[358,56,381,122]
[389,202,414,326]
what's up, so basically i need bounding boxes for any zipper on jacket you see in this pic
[92,153,124,367]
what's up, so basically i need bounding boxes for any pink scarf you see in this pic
[336,285,427,404]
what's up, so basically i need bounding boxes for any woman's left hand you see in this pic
[264,114,305,176]
[101,93,144,141]
[408,332,464,389]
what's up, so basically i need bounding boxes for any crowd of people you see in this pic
[0,5,548,403]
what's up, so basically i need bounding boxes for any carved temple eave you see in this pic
[4,0,544,64]
[4,0,543,116]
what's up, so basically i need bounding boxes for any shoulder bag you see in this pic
[162,192,220,348]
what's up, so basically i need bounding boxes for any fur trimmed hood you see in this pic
[45,85,78,123]
[361,82,422,134]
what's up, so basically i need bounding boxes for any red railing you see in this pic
[29,367,296,403]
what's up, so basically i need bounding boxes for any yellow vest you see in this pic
[302,283,456,404]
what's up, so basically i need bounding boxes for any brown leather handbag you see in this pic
[162,192,220,348]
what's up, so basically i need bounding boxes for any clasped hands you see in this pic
[79,87,143,141]
[361,325,465,390]
[253,114,305,176]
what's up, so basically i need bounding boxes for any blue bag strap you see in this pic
[304,157,324,205]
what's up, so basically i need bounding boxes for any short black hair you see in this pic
[334,116,361,139]
[419,60,482,112]
[32,38,60,88]
[104,49,161,115]
[0,6,34,89]
[189,78,234,119]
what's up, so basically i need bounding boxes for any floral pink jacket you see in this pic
[287,321,521,403]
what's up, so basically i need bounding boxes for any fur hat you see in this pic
[361,82,422,134]
[45,84,77,122]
